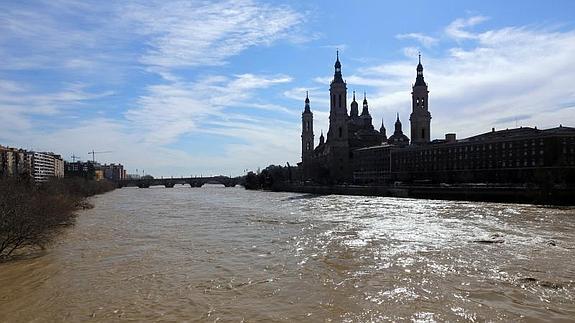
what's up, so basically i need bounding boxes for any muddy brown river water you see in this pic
[1,185,574,322]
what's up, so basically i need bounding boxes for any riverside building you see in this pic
[30,151,64,183]
[0,145,65,182]
[299,53,575,185]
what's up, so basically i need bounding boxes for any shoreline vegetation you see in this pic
[0,177,115,261]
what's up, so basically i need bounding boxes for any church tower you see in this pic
[327,50,349,143]
[410,53,431,145]
[301,92,314,178]
[350,91,359,119]
[380,118,387,142]
[326,51,350,182]
[360,92,373,128]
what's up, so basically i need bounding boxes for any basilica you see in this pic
[299,52,575,185]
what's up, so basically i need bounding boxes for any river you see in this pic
[1,185,574,321]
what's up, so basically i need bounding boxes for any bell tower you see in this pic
[410,53,431,145]
[301,91,314,165]
[327,50,348,143]
[326,50,350,182]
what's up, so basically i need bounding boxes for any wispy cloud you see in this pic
[396,33,439,47]
[445,15,489,40]
[125,74,293,144]
[0,0,308,175]
[0,79,114,134]
[123,0,304,68]
[1,3,574,177]
[339,20,575,138]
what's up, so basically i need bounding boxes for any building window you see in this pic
[339,127,342,138]
[421,128,425,139]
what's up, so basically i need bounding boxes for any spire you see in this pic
[303,92,311,113]
[350,90,359,117]
[361,92,370,116]
[395,113,402,133]
[415,53,426,87]
[380,118,387,140]
[319,130,325,144]
[332,50,343,83]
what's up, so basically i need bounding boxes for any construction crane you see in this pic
[88,150,113,163]
[70,154,81,162]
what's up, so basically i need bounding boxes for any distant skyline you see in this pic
[1,0,575,176]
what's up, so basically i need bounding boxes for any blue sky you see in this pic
[1,0,575,176]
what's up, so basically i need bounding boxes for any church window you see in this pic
[421,128,425,139]
[339,127,342,138]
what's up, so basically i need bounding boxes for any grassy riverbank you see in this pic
[0,177,115,260]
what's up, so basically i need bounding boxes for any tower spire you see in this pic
[350,90,359,118]
[332,50,343,83]
[361,92,370,117]
[380,117,387,141]
[411,52,431,145]
[415,53,425,86]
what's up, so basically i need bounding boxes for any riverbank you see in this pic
[271,183,575,205]
[0,177,115,260]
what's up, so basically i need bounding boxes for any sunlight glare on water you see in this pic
[0,185,574,321]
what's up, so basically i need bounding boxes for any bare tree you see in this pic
[0,177,114,259]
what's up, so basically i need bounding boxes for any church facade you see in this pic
[300,53,575,185]
[300,52,422,183]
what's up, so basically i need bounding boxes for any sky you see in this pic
[1,0,575,177]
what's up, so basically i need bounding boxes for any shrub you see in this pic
[0,177,114,259]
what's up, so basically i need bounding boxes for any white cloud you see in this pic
[122,0,304,68]
[445,15,489,40]
[125,73,293,144]
[396,33,439,47]
[0,0,308,176]
[341,21,575,139]
[3,5,575,177]
[0,79,113,126]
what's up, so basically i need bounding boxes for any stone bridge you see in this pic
[117,176,240,188]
